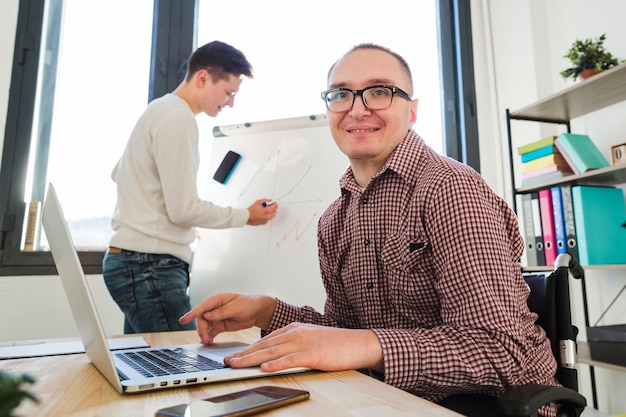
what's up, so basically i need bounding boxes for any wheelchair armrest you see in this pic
[495,384,587,416]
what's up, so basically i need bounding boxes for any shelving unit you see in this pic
[505,62,626,410]
[506,62,626,212]
[508,62,626,122]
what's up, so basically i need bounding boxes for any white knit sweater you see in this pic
[109,94,248,263]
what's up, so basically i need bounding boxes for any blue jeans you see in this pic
[102,248,196,334]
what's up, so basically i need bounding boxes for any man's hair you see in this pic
[186,40,253,82]
[327,43,413,94]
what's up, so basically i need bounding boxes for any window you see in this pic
[196,0,443,153]
[0,0,152,274]
[32,0,153,249]
[0,0,477,275]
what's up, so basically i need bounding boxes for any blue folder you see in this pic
[551,186,567,255]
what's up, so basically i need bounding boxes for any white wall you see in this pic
[0,274,123,340]
[472,0,626,414]
[1,0,625,413]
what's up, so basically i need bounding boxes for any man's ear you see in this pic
[409,98,419,124]
[196,69,210,87]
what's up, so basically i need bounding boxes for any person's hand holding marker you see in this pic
[246,200,278,225]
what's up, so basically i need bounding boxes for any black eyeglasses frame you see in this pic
[320,84,412,112]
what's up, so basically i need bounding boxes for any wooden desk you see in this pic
[3,329,462,417]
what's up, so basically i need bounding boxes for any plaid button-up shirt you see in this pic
[268,130,559,417]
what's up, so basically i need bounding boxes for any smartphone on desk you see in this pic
[155,385,310,417]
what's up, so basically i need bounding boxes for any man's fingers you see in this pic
[180,293,234,324]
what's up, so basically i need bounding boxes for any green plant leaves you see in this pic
[0,371,39,417]
[560,33,621,80]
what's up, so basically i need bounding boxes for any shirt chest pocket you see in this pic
[381,233,429,272]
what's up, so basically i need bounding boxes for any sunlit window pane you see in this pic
[197,0,442,153]
[26,0,152,249]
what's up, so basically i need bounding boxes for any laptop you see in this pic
[41,183,307,394]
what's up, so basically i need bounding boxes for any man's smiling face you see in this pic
[326,47,418,170]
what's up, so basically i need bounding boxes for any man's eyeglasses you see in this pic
[321,85,412,112]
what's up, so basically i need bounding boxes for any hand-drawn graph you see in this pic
[237,142,323,250]
[190,115,349,310]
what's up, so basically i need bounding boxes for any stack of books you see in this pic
[517,136,573,187]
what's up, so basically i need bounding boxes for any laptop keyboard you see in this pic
[115,347,226,378]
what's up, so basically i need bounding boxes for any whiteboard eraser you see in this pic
[213,151,241,184]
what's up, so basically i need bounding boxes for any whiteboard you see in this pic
[189,114,349,311]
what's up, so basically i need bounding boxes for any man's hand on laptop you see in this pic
[223,323,385,374]
[179,292,277,345]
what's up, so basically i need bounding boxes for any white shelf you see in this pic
[516,165,626,194]
[511,63,626,121]
[507,62,626,399]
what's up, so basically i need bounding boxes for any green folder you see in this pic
[517,136,556,155]
[572,186,626,265]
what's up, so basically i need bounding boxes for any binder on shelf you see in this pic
[572,185,626,265]
[554,133,610,174]
[559,185,579,261]
[521,194,538,266]
[517,136,556,156]
[530,192,546,266]
[538,189,557,266]
[550,186,567,255]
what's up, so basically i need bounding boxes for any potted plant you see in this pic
[0,371,39,417]
[560,33,622,81]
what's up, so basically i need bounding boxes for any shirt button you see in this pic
[361,197,369,204]
[363,239,371,246]
[366,282,374,289]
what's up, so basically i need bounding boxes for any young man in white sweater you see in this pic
[103,41,277,334]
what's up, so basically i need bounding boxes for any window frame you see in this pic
[0,0,54,275]
[0,0,478,276]
[438,0,480,170]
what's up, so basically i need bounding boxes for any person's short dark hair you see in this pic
[186,40,253,82]
[327,43,413,95]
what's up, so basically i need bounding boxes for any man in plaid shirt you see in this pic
[181,44,560,417]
